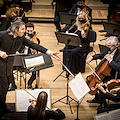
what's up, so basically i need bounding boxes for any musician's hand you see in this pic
[110,87,120,94]
[96,84,106,94]
[104,54,112,62]
[86,56,93,64]
[0,51,8,58]
[50,52,61,61]
[52,2,56,6]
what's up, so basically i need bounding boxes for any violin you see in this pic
[86,45,119,95]
[91,79,120,91]
[29,99,36,104]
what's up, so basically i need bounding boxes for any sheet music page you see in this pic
[69,73,90,101]
[66,32,78,36]
[25,56,45,68]
[109,109,120,120]
[94,113,112,120]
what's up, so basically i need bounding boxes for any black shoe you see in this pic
[27,84,32,89]
[8,85,17,91]
[99,101,107,108]
[87,98,100,103]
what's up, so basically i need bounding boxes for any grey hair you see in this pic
[7,20,25,35]
[106,36,118,46]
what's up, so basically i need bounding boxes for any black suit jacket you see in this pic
[0,31,47,77]
[69,4,92,23]
[92,48,120,79]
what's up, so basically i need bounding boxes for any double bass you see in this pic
[86,45,119,95]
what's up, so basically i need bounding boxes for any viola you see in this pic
[86,45,119,95]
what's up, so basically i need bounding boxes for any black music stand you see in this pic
[102,21,120,36]
[52,32,81,118]
[13,54,29,89]
[59,12,77,25]
[23,53,54,88]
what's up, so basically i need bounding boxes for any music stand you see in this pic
[52,32,81,116]
[20,2,32,12]
[13,54,29,89]
[23,53,54,88]
[102,21,120,36]
[59,12,77,25]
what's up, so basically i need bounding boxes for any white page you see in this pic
[94,114,111,120]
[16,89,51,112]
[69,73,90,101]
[25,56,45,68]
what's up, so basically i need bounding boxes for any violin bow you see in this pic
[87,64,101,81]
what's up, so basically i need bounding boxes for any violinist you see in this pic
[27,91,66,120]
[61,0,92,32]
[86,36,120,107]
[96,83,120,114]
[24,22,40,89]
[63,11,90,74]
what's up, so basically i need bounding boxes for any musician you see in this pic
[63,11,90,74]
[27,91,66,120]
[96,84,120,114]
[22,22,40,89]
[0,20,60,120]
[86,36,120,107]
[61,0,92,32]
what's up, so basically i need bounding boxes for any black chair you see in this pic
[84,30,97,66]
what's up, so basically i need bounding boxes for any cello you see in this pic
[86,45,119,95]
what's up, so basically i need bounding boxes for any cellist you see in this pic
[86,36,120,107]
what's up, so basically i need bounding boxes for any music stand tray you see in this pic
[102,21,120,36]
[59,12,77,24]
[55,32,82,47]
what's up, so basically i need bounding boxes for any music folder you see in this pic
[22,53,54,73]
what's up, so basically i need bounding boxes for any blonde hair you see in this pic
[76,11,89,27]
[6,7,19,19]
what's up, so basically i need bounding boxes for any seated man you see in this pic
[63,11,90,74]
[96,83,120,114]
[86,36,120,107]
[61,0,92,32]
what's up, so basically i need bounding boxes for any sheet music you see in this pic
[25,56,45,68]
[94,109,120,120]
[16,89,51,112]
[69,73,90,101]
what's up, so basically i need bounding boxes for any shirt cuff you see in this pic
[46,50,52,55]
[109,59,113,63]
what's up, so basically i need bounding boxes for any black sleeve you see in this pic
[22,37,47,54]
[105,91,120,102]
[109,52,120,72]
[46,109,66,120]
[27,105,33,120]
[68,4,76,14]
[92,49,108,60]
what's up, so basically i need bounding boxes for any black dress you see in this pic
[27,105,66,120]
